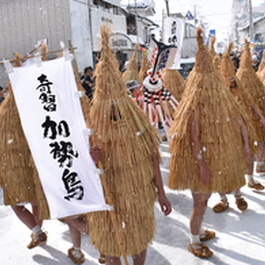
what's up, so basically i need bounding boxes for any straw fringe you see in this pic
[236,38,265,133]
[220,42,260,145]
[209,36,217,59]
[162,68,185,102]
[86,25,160,256]
[139,49,150,82]
[0,88,49,219]
[168,28,247,193]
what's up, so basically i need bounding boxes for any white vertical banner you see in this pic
[162,16,185,69]
[8,57,109,219]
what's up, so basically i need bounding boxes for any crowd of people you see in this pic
[1,26,265,265]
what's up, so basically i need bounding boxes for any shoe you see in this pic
[212,200,229,213]
[68,247,85,264]
[161,135,167,141]
[235,197,248,211]
[98,253,106,264]
[188,243,213,258]
[248,181,264,190]
[27,232,47,249]
[200,230,216,242]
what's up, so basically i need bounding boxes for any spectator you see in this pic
[0,86,5,105]
[81,66,95,101]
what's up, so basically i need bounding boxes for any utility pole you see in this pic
[249,0,254,42]
[193,5,197,27]
[165,0,170,16]
[134,0,139,42]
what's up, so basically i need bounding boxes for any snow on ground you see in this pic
[1,142,265,265]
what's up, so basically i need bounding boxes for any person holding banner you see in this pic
[82,25,172,265]
[65,145,103,265]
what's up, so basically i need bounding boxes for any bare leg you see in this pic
[132,249,147,265]
[68,225,82,248]
[11,205,38,230]
[256,140,265,162]
[65,216,88,234]
[106,256,121,265]
[31,202,42,227]
[190,192,211,236]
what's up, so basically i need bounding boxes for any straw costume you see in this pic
[209,36,217,59]
[220,42,260,146]
[122,43,141,85]
[139,48,151,82]
[162,68,185,103]
[168,28,247,194]
[0,86,49,219]
[87,25,165,257]
[0,85,49,250]
[210,42,264,214]
[236,39,265,173]
[236,39,265,126]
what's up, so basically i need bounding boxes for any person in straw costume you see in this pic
[256,49,265,173]
[209,36,217,59]
[168,28,253,258]
[211,42,265,213]
[122,43,142,85]
[85,24,171,265]
[236,39,265,174]
[138,48,151,82]
[0,84,50,249]
[257,49,265,74]
[162,68,185,104]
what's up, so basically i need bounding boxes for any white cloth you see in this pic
[8,57,109,219]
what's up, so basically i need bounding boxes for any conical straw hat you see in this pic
[139,48,151,82]
[236,39,265,116]
[220,42,259,144]
[168,27,246,194]
[87,24,160,257]
[209,36,217,59]
[122,43,141,84]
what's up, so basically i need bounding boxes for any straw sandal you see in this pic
[188,243,213,258]
[98,253,106,264]
[235,196,248,211]
[200,230,216,242]
[27,232,47,249]
[212,200,229,213]
[68,247,85,264]
[247,181,264,190]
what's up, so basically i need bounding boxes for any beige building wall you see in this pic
[0,0,72,86]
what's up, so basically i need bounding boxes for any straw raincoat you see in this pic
[220,42,260,149]
[162,68,185,103]
[168,28,247,194]
[122,43,141,85]
[87,25,162,257]
[236,39,265,141]
[0,87,49,220]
